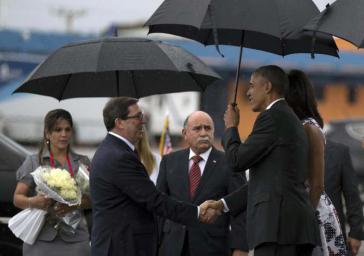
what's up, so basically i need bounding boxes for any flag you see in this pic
[159,115,173,156]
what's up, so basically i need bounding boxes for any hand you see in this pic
[30,193,54,211]
[199,200,224,224]
[347,236,361,256]
[53,202,77,217]
[232,249,249,256]
[224,104,240,128]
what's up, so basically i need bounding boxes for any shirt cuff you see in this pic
[221,198,229,212]
[197,206,200,218]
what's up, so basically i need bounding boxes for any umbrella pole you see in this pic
[232,34,244,106]
[116,71,120,96]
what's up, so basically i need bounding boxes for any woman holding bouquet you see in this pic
[13,109,91,256]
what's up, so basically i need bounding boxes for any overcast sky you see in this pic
[0,0,164,33]
[0,0,335,34]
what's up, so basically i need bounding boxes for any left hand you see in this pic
[224,104,240,129]
[53,202,77,217]
[347,236,361,256]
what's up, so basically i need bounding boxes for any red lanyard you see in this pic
[49,151,74,177]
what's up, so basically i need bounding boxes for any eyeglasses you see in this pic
[125,112,144,120]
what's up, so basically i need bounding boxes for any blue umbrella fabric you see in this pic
[13,37,221,100]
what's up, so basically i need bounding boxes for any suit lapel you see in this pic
[193,148,218,203]
[178,149,191,202]
[106,134,149,177]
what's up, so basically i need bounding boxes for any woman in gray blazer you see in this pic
[13,109,91,256]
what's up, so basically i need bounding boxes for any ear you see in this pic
[114,118,124,129]
[265,81,273,94]
[182,128,187,139]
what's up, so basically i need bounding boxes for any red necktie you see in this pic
[189,155,202,199]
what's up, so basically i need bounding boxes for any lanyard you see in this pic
[49,151,74,177]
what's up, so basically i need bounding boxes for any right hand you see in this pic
[30,193,54,211]
[199,200,224,224]
[224,104,240,128]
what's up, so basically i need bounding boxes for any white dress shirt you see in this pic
[266,98,285,110]
[188,147,212,176]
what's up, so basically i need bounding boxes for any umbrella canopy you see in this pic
[13,37,221,100]
[146,0,338,56]
[146,0,339,104]
[304,0,364,48]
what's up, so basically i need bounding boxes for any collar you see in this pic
[109,132,135,151]
[266,98,285,110]
[188,147,212,162]
[40,149,79,160]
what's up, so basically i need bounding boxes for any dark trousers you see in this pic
[181,232,190,256]
[254,243,314,256]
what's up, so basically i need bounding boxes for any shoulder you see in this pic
[23,153,39,166]
[304,124,325,151]
[303,122,324,140]
[209,147,225,158]
[71,151,91,165]
[162,149,187,160]
[252,110,276,132]
[16,153,38,179]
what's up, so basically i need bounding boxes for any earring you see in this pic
[46,139,50,144]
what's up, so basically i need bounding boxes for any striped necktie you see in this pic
[189,155,202,199]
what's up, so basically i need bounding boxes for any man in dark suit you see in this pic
[90,97,219,256]
[221,65,321,256]
[325,139,364,256]
[157,111,249,256]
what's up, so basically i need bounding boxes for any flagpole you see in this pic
[159,115,169,155]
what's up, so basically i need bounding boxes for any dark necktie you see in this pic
[189,155,202,199]
[134,149,140,160]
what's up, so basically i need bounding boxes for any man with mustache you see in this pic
[157,111,248,256]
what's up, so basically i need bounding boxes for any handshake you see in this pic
[198,199,225,224]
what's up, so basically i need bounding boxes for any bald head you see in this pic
[183,111,214,154]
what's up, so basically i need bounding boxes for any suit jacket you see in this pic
[157,148,248,256]
[90,134,198,256]
[223,100,321,249]
[325,140,364,240]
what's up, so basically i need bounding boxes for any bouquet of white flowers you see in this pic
[9,165,88,244]
[33,166,81,205]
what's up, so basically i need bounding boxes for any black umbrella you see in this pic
[304,0,364,48]
[145,0,339,104]
[13,37,220,100]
